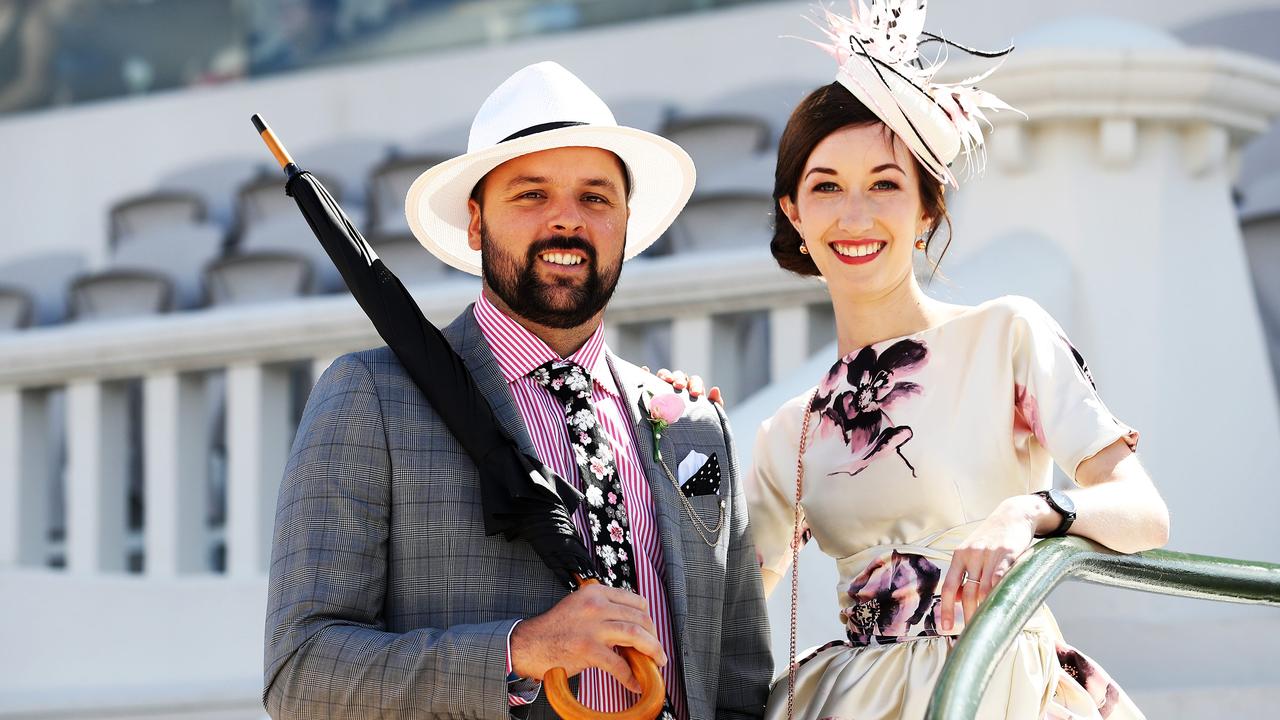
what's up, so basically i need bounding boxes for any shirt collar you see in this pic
[473,293,618,398]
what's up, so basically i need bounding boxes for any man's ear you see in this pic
[778,196,801,233]
[467,198,482,251]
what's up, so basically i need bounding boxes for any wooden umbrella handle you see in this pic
[544,578,666,720]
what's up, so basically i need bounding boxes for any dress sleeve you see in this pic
[1010,301,1139,481]
[745,393,811,578]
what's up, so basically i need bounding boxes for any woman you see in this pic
[745,2,1171,718]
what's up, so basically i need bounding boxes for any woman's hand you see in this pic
[643,366,723,405]
[938,495,1050,631]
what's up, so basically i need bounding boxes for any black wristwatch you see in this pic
[1033,489,1076,538]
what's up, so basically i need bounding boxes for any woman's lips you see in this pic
[829,240,887,265]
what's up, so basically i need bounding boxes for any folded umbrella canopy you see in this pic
[252,115,664,720]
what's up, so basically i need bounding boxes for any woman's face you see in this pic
[779,124,931,299]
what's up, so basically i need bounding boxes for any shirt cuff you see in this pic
[507,619,542,707]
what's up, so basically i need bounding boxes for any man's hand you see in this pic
[510,583,668,692]
[642,366,723,405]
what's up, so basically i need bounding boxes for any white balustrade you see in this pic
[0,251,827,579]
[225,361,294,579]
[65,379,129,574]
[0,387,51,567]
[143,371,208,576]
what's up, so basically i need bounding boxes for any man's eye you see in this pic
[583,194,612,205]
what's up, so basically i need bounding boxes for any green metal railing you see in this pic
[924,536,1280,720]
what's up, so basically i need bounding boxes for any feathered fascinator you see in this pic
[806,0,1023,187]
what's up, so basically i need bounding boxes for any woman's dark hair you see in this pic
[771,81,952,277]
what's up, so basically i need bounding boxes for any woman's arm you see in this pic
[938,438,1170,630]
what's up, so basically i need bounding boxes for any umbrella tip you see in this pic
[251,114,267,133]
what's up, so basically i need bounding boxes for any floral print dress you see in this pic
[747,296,1143,720]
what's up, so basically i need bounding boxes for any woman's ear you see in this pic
[778,196,802,234]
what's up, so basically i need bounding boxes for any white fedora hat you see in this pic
[405,61,696,275]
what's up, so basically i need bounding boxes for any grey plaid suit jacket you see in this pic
[264,306,772,719]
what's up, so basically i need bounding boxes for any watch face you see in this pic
[1048,488,1076,514]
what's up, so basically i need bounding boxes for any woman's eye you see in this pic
[812,181,840,192]
[871,179,900,191]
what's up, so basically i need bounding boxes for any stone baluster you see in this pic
[225,362,293,578]
[0,386,52,567]
[65,379,129,573]
[143,371,209,576]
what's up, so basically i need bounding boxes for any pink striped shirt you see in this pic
[474,295,686,719]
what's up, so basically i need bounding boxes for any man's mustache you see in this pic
[527,236,597,264]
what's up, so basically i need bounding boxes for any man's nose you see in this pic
[547,195,586,235]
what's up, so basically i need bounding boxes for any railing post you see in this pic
[143,370,209,576]
[0,386,52,567]
[225,361,292,578]
[769,305,809,381]
[66,378,129,573]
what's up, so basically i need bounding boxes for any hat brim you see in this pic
[405,125,696,275]
[836,59,961,186]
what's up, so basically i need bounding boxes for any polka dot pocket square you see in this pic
[677,450,721,498]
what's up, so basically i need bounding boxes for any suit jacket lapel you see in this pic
[443,305,538,458]
[606,354,693,678]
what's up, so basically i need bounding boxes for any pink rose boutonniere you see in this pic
[644,390,686,463]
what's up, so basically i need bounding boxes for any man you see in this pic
[263,61,772,719]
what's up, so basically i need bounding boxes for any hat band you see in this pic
[500,121,588,143]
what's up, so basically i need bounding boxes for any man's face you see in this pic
[467,146,630,330]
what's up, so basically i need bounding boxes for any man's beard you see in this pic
[480,223,623,330]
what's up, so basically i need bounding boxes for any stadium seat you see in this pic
[668,191,774,254]
[155,156,261,228]
[0,251,87,326]
[112,224,227,309]
[204,251,313,306]
[109,192,208,247]
[659,113,771,181]
[0,286,33,331]
[68,269,172,321]
[366,151,449,235]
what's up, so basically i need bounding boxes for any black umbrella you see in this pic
[251,116,664,720]
[251,114,594,588]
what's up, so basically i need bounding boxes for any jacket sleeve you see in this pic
[711,402,775,719]
[263,353,517,719]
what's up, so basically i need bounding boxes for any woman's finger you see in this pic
[670,370,688,390]
[688,374,706,399]
[978,551,1006,606]
[708,386,723,405]
[960,565,981,624]
[938,562,966,631]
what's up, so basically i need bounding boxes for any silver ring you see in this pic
[963,577,981,585]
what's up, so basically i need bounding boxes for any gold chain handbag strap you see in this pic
[787,390,818,720]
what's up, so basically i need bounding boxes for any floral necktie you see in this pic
[531,360,638,592]
[531,360,681,720]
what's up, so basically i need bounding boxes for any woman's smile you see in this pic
[829,240,887,265]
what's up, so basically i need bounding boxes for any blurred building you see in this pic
[1,1,1279,718]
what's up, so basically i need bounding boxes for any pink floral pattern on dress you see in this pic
[812,339,929,478]
[839,550,943,644]
[1014,383,1048,447]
